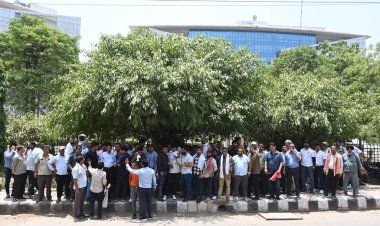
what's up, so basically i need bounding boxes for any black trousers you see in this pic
[259,170,268,195]
[268,174,280,197]
[104,167,116,196]
[203,177,212,197]
[314,166,325,190]
[90,191,104,217]
[285,167,300,195]
[5,168,13,196]
[56,174,70,199]
[139,188,153,219]
[27,170,38,195]
[13,173,27,199]
[166,173,180,195]
[248,174,260,198]
[324,169,339,196]
[115,170,129,199]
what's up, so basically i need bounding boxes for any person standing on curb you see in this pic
[129,162,140,219]
[87,161,107,219]
[232,148,250,202]
[125,158,157,222]
[284,143,301,198]
[11,146,27,201]
[157,146,170,201]
[34,145,53,203]
[48,147,70,203]
[264,143,283,200]
[72,156,88,220]
[248,144,262,200]
[4,141,16,198]
[324,146,343,198]
[26,142,42,197]
[342,145,365,197]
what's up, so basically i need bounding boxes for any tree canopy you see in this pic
[0,15,80,116]
[0,60,6,152]
[50,29,266,144]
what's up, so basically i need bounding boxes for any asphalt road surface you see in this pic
[2,210,380,226]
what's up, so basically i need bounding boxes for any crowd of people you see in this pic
[3,134,367,221]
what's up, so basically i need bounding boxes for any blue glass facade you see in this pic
[188,30,316,63]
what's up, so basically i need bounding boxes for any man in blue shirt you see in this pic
[284,143,301,197]
[125,158,157,221]
[264,143,283,199]
[145,145,158,171]
[4,142,17,198]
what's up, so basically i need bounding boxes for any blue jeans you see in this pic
[181,174,192,199]
[27,170,37,195]
[301,165,314,192]
[86,176,92,198]
[158,170,168,197]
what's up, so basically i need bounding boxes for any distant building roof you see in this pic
[130,25,370,43]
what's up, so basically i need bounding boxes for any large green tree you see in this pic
[50,29,265,143]
[0,15,79,116]
[0,60,6,153]
[250,43,369,145]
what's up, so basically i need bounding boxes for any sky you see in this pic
[20,0,380,53]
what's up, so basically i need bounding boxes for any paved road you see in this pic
[2,210,380,226]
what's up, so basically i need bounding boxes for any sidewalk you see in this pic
[1,184,380,215]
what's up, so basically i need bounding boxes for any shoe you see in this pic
[172,195,177,200]
[276,196,280,200]
[205,197,210,201]
[132,214,136,219]
[196,198,202,203]
[269,195,275,199]
[296,195,300,199]
[212,196,217,200]
[6,195,10,199]
[163,195,166,201]
[57,198,61,203]
[148,215,153,219]
[344,191,348,196]
[319,190,324,194]
[233,197,238,202]
[140,218,148,222]
[13,198,18,202]
[332,195,337,199]
[182,198,188,202]
[253,196,260,200]
[36,199,42,203]
[128,198,132,203]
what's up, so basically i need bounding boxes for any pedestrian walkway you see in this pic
[1,184,380,215]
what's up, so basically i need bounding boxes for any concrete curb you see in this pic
[1,195,380,215]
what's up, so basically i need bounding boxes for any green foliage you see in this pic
[5,113,57,145]
[0,15,79,116]
[50,29,265,143]
[0,60,6,153]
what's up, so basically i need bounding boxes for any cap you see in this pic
[251,141,257,146]
[285,140,292,145]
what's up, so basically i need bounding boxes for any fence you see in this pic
[358,140,380,163]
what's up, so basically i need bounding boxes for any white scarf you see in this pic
[219,154,231,178]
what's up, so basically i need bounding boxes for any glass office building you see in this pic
[189,30,316,63]
[0,1,81,46]
[131,25,369,63]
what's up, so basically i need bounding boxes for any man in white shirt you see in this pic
[300,140,316,194]
[72,156,87,219]
[48,147,70,202]
[101,143,116,197]
[232,148,250,201]
[26,141,42,196]
[167,146,181,200]
[314,144,327,194]
[177,147,193,202]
